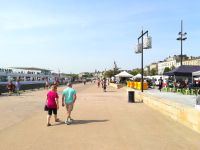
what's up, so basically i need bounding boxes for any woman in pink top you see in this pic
[46,85,59,126]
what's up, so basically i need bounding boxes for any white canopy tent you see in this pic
[115,71,133,78]
[192,70,200,77]
[134,73,142,78]
[192,70,200,82]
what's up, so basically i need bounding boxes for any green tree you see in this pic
[144,70,148,76]
[104,70,115,78]
[163,67,171,73]
[150,68,157,75]
[113,61,120,75]
[171,65,175,70]
[130,68,141,76]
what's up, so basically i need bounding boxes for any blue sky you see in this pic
[0,0,200,73]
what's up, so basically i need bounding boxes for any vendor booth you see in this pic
[192,70,200,77]
[164,65,200,94]
[115,71,133,84]
[164,65,200,82]
[115,71,133,78]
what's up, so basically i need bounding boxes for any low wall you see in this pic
[127,88,200,134]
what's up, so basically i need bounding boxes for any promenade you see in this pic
[0,83,200,150]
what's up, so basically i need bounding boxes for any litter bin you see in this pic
[128,91,135,103]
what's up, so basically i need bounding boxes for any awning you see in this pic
[192,70,200,77]
[164,65,200,76]
[115,71,133,78]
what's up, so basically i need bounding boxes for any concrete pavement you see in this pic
[0,83,200,150]
[145,88,197,107]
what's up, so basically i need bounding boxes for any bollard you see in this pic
[128,91,135,103]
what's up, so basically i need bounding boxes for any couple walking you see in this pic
[46,83,77,126]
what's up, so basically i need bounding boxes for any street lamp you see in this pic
[176,20,187,66]
[135,29,152,92]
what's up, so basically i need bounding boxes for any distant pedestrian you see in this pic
[53,81,59,87]
[107,78,110,86]
[15,79,21,95]
[7,81,15,96]
[62,83,77,125]
[45,79,50,89]
[97,79,100,88]
[46,85,60,127]
[173,80,177,88]
[195,90,200,111]
[158,77,163,92]
[102,78,107,92]
[101,79,103,88]
[151,78,156,88]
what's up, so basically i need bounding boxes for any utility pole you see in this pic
[177,20,187,66]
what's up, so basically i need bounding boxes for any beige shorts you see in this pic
[66,103,74,112]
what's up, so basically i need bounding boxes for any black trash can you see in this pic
[128,91,135,103]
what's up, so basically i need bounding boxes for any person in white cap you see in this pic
[195,90,200,111]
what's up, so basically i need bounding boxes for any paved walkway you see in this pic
[0,83,200,150]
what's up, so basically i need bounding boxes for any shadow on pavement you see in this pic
[105,90,116,93]
[52,119,109,126]
[137,101,143,103]
[130,101,143,104]
[72,119,109,125]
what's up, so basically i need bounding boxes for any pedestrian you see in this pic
[46,85,60,127]
[152,78,156,88]
[102,78,107,92]
[195,90,200,111]
[53,80,59,87]
[97,79,100,88]
[107,78,110,86]
[158,77,163,92]
[7,81,15,96]
[15,79,21,95]
[62,83,77,125]
[45,79,50,89]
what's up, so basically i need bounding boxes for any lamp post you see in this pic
[177,20,187,66]
[135,30,151,92]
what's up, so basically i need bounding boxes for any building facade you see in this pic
[157,55,188,75]
[158,59,176,75]
[138,55,199,76]
[183,58,200,66]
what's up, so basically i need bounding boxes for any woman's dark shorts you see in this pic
[48,108,57,115]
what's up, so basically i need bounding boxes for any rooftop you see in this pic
[11,67,51,71]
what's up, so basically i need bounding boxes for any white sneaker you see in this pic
[68,118,73,123]
[64,120,70,125]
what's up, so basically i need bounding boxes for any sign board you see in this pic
[134,43,142,54]
[143,36,152,49]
